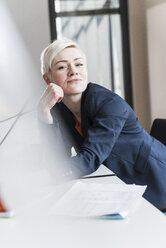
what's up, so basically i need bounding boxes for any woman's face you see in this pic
[50,47,88,96]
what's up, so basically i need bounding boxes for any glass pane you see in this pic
[56,13,124,97]
[55,0,120,12]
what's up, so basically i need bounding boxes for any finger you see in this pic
[40,83,64,110]
[57,97,63,103]
[46,88,63,106]
[50,83,64,97]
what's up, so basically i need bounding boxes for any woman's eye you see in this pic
[57,65,67,70]
[76,63,83,67]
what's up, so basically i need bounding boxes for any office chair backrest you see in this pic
[150,118,166,146]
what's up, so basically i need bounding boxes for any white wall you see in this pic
[128,0,151,131]
[129,0,166,131]
[146,0,166,122]
[5,0,50,90]
[0,0,50,144]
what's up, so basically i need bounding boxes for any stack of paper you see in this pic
[51,181,146,219]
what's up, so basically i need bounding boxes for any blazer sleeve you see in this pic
[67,92,129,178]
[38,119,72,161]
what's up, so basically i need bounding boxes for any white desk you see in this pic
[0,173,166,248]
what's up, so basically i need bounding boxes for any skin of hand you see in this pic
[38,83,64,124]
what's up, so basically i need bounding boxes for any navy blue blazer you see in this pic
[49,83,166,206]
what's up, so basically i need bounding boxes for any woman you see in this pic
[38,38,166,207]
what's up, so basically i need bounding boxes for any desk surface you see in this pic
[0,174,166,248]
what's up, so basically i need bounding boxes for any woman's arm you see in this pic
[67,94,129,178]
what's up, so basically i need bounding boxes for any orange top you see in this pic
[75,118,83,136]
[0,197,7,212]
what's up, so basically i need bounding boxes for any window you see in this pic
[48,0,132,106]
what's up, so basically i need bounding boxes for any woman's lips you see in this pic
[67,79,81,84]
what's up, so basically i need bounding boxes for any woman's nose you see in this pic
[68,64,78,76]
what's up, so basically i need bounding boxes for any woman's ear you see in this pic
[43,74,51,85]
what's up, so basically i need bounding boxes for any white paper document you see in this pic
[51,181,146,219]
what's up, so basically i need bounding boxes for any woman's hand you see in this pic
[37,83,64,124]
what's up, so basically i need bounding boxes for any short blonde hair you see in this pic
[40,37,80,77]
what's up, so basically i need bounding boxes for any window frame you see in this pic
[48,0,133,107]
